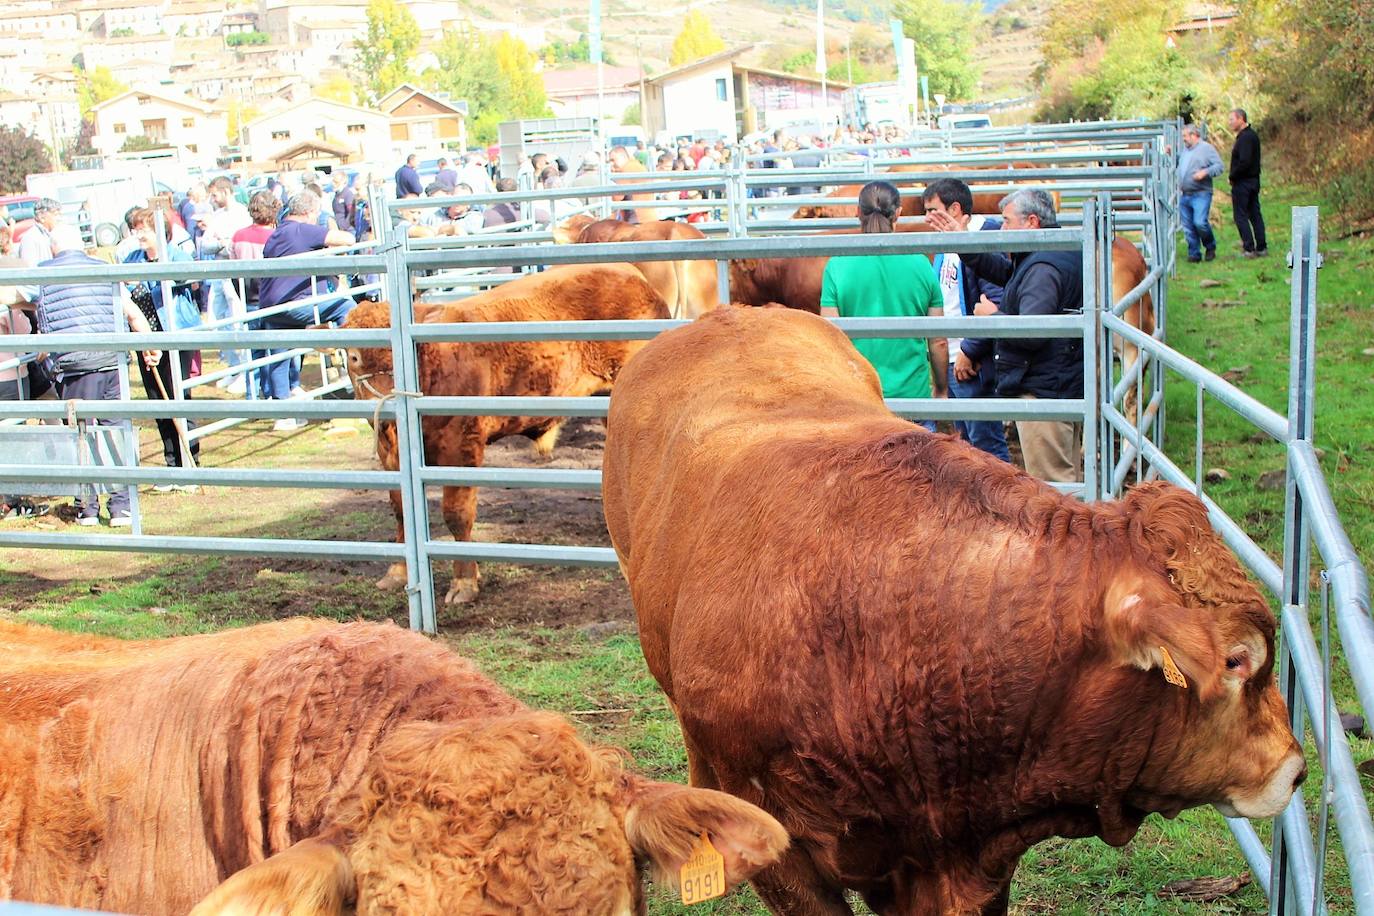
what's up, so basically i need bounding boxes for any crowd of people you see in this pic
[1,113,1263,518]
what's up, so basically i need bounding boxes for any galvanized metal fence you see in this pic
[0,119,1369,913]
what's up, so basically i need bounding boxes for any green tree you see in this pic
[421,30,550,145]
[75,65,128,116]
[0,126,51,194]
[669,10,725,66]
[62,119,97,169]
[353,0,420,105]
[120,134,164,152]
[620,101,641,126]
[225,30,270,46]
[892,0,981,99]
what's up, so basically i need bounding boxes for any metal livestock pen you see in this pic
[0,118,1369,913]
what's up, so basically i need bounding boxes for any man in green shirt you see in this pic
[820,181,948,429]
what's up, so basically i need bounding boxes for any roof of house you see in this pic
[645,45,752,85]
[245,96,388,129]
[542,64,640,95]
[376,82,467,117]
[733,64,850,90]
[270,138,354,162]
[90,85,218,115]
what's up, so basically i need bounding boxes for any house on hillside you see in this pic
[543,64,640,123]
[377,83,467,152]
[0,92,82,151]
[91,0,168,36]
[89,86,226,168]
[82,33,173,69]
[165,0,224,37]
[259,0,367,46]
[243,96,391,164]
[644,46,849,141]
[0,6,78,37]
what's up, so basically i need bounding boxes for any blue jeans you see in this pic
[208,279,246,369]
[948,363,1011,463]
[262,296,354,399]
[1180,191,1216,260]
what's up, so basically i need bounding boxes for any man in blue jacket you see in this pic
[922,177,1010,463]
[36,225,160,526]
[394,153,424,198]
[1177,124,1224,263]
[928,188,1084,483]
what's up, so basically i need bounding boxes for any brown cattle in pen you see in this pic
[0,618,787,915]
[552,215,721,320]
[342,263,668,605]
[602,306,1305,916]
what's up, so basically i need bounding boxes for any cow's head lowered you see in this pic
[1097,483,1304,823]
[340,299,451,399]
[192,711,787,915]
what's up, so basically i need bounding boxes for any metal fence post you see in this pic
[376,187,437,633]
[1079,195,1100,500]
[1272,206,1322,914]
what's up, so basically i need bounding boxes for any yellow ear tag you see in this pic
[1160,646,1189,689]
[679,832,726,905]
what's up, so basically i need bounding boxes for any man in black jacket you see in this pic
[1228,108,1267,257]
[927,188,1083,483]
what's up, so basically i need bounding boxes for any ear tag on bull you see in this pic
[1159,646,1188,689]
[679,832,726,905]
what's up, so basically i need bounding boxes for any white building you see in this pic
[243,96,391,164]
[0,6,78,37]
[165,0,224,37]
[82,33,173,69]
[259,0,367,45]
[0,92,82,152]
[92,0,168,36]
[543,64,640,123]
[643,46,748,142]
[89,86,226,168]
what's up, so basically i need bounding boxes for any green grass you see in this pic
[3,177,1371,913]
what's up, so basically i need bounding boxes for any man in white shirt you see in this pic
[17,199,62,267]
[198,176,253,391]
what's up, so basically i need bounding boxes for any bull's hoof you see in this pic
[445,578,480,606]
[376,568,408,591]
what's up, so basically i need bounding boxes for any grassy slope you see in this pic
[2,178,1371,912]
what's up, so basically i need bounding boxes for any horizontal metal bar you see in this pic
[1,328,389,350]
[1110,263,1166,316]
[0,532,405,562]
[407,229,1083,270]
[0,255,386,285]
[886,397,1088,422]
[0,401,388,420]
[1102,312,1287,441]
[418,467,603,490]
[0,466,398,490]
[424,539,618,567]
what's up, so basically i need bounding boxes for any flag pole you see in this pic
[815,0,826,127]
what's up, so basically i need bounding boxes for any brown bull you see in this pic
[552,215,721,320]
[0,619,788,915]
[602,306,1304,916]
[792,163,1043,219]
[343,263,668,605]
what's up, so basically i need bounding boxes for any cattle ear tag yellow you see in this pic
[1160,646,1189,689]
[679,832,726,905]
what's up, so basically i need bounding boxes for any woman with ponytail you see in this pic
[820,181,948,430]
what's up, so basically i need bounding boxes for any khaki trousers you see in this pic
[1015,393,1082,483]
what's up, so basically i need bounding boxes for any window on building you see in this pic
[186,144,197,153]
[347,123,365,134]
[715,78,727,101]
[113,122,126,134]
[182,118,194,128]
[315,126,326,140]
[271,129,289,140]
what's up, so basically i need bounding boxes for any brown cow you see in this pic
[792,164,1037,219]
[0,618,788,914]
[602,306,1305,916]
[552,215,721,320]
[342,263,668,605]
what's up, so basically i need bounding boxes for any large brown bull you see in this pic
[0,619,788,914]
[602,306,1304,916]
[552,215,720,320]
[342,263,668,605]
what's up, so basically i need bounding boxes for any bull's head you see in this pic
[551,214,597,245]
[190,711,788,915]
[1103,484,1305,821]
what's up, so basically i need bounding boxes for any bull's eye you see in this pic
[1226,655,1245,671]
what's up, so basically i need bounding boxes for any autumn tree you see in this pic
[76,65,128,115]
[62,119,97,168]
[353,0,419,105]
[892,0,981,99]
[0,126,52,192]
[315,73,358,106]
[422,30,550,144]
[669,10,725,67]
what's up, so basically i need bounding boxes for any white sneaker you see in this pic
[77,514,100,527]
[152,483,177,493]
[273,417,307,432]
[109,513,133,528]
[215,375,235,389]
[224,378,247,395]
[289,386,307,399]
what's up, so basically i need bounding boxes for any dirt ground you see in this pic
[0,414,636,635]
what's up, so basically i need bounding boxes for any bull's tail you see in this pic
[671,259,689,320]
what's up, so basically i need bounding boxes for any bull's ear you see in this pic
[1103,587,1224,701]
[550,222,579,244]
[623,778,788,890]
[189,838,354,916]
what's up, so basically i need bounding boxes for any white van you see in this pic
[937,114,993,131]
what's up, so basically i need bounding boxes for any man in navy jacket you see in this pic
[394,153,424,198]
